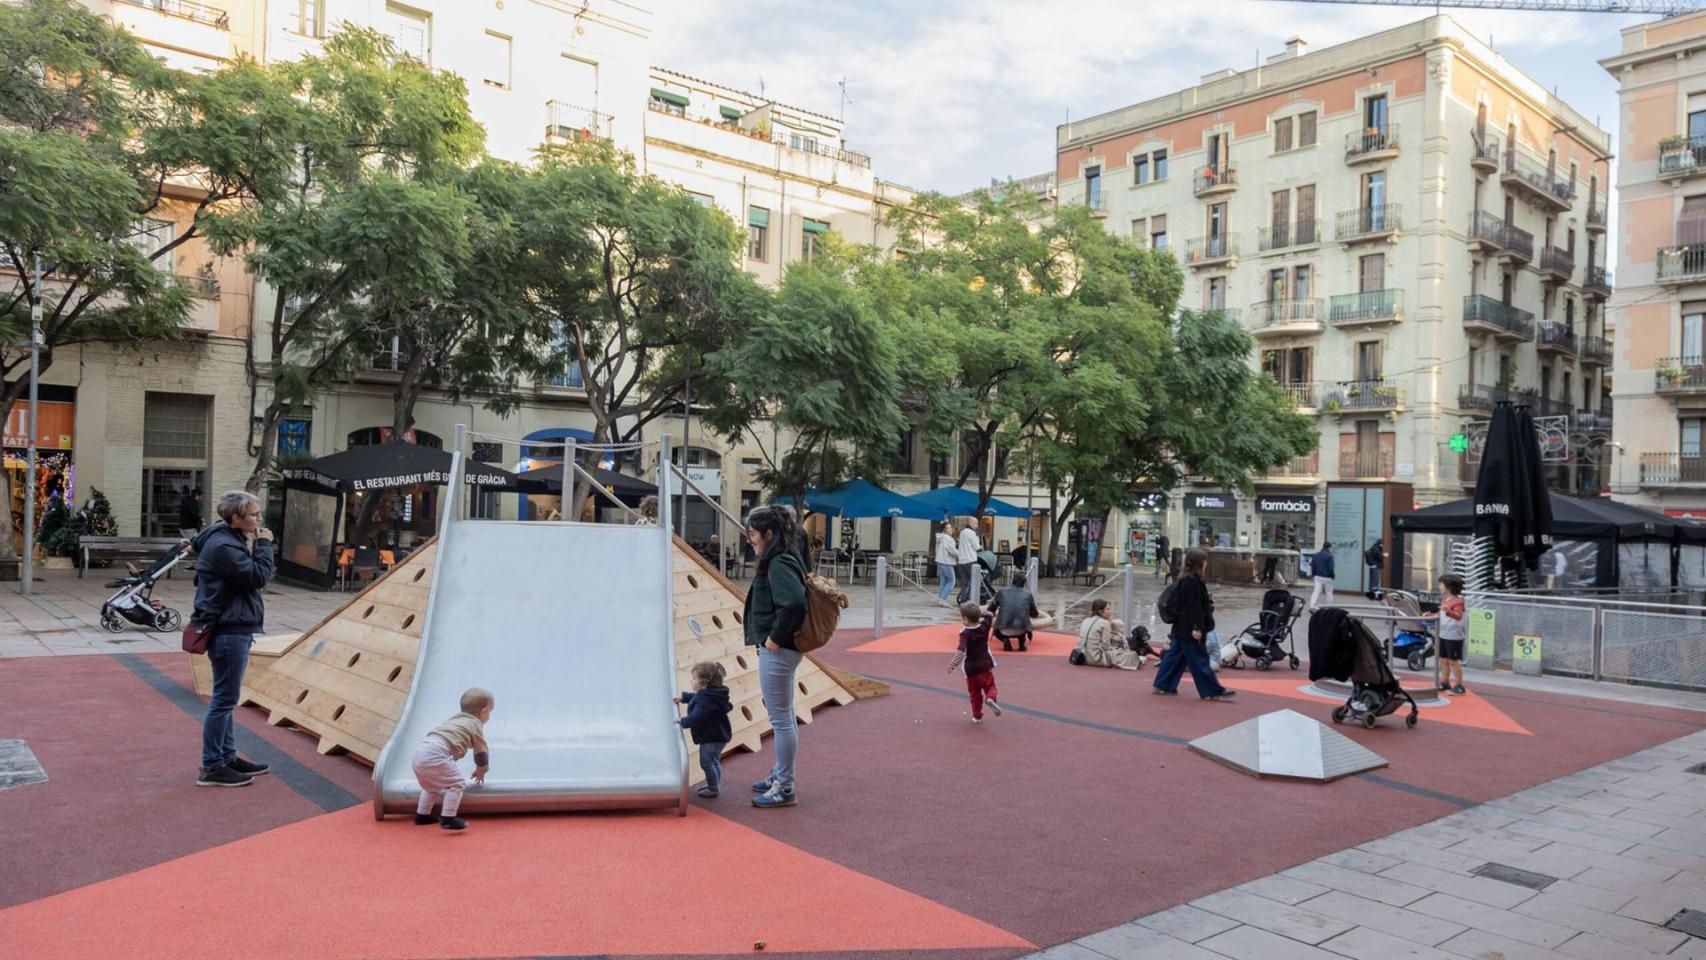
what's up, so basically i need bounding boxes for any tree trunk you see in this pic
[1088,507,1111,575]
[246,400,288,495]
[0,376,38,560]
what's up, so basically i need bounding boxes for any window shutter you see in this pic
[650,87,689,107]
[1360,253,1385,292]
[720,105,742,120]
[1299,111,1317,146]
[1271,190,1290,230]
[748,206,769,228]
[802,219,829,235]
[1274,117,1292,152]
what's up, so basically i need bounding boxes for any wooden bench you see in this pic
[78,536,186,578]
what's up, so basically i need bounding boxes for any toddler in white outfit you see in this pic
[411,687,493,831]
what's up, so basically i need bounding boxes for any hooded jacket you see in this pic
[191,522,274,633]
[678,684,733,744]
[1313,547,1336,580]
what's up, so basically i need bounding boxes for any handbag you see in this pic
[182,621,214,655]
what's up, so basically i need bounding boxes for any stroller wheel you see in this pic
[99,610,125,634]
[1331,706,1346,724]
[1289,655,1300,670]
[1405,711,1419,729]
[154,608,182,632]
[1362,712,1379,730]
[1256,656,1272,671]
[1407,652,1426,672]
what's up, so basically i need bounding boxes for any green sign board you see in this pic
[1513,633,1542,665]
[1450,433,1469,453]
[1467,607,1496,659]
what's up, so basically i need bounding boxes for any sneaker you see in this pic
[1151,687,1177,696]
[1207,690,1238,702]
[752,785,796,808]
[440,816,468,830]
[413,813,439,825]
[986,698,1003,717]
[1451,685,1467,695]
[1000,640,1013,652]
[696,786,720,799]
[195,766,253,787]
[1437,682,1451,691]
[971,716,983,724]
[752,777,776,794]
[227,757,270,777]
[1018,643,1028,652]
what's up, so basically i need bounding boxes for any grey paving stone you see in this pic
[1319,848,1404,876]
[1500,820,1638,854]
[1072,922,1226,960]
[1522,877,1637,914]
[1554,930,1678,960]
[1022,944,1110,960]
[1573,866,1682,895]
[1134,904,1239,944]
[1378,862,1539,910]
[1669,935,1706,960]
[1238,873,1331,906]
[1436,927,1571,960]
[1283,860,1433,908]
[1407,892,1579,948]
[1612,879,1706,925]
[1316,925,1467,960]
[1190,889,1354,945]
[1297,890,1467,946]
[1195,924,1345,960]
[1512,894,1687,954]
[1648,828,1706,858]
[1619,843,1706,875]
[1357,839,1484,875]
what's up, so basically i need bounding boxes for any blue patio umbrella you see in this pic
[800,478,941,520]
[906,485,1033,519]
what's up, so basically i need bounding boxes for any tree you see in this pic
[705,256,906,511]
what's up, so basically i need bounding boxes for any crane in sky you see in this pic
[1271,0,1698,14]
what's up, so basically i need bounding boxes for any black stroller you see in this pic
[975,548,1002,599]
[99,544,190,634]
[1229,588,1303,671]
[1308,608,1419,729]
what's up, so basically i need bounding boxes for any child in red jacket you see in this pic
[947,603,1003,723]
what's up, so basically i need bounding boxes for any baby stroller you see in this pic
[100,544,190,634]
[1380,592,1436,672]
[1308,608,1418,730]
[975,548,1002,599]
[1228,588,1303,671]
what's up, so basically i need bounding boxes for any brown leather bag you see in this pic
[181,621,214,655]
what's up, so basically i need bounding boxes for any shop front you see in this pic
[1183,492,1237,548]
[1256,493,1316,551]
[4,390,76,553]
[1123,492,1167,565]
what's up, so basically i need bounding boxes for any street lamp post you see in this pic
[21,255,42,594]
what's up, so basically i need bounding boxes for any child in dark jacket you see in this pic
[676,662,734,798]
[947,603,1002,723]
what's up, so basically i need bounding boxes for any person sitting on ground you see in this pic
[947,602,1002,723]
[675,661,733,799]
[987,572,1040,652]
[1075,598,1143,670]
[411,687,493,831]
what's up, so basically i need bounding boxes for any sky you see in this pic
[650,0,1648,196]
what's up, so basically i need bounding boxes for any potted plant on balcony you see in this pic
[1374,385,1398,406]
[1324,395,1344,413]
[1661,134,1689,150]
[1659,366,1686,385]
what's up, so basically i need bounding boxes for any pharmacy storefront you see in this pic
[1255,493,1316,550]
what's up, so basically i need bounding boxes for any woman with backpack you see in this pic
[742,505,808,809]
[1151,548,1236,701]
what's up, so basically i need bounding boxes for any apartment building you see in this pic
[1055,16,1612,583]
[1603,12,1706,521]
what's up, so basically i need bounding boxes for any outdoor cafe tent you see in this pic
[514,465,658,506]
[802,478,942,520]
[905,485,1033,519]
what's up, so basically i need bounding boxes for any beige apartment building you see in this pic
[1603,12,1706,522]
[1055,16,1613,589]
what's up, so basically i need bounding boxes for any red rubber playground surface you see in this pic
[3,624,1702,960]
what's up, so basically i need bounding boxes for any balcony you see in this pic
[1322,378,1401,414]
[1584,266,1612,299]
[1575,409,1613,434]
[1185,234,1238,269]
[1655,356,1706,396]
[1328,289,1403,328]
[1345,124,1399,165]
[1461,294,1535,342]
[1458,384,1540,416]
[1339,442,1396,480]
[1248,298,1324,337]
[1536,320,1577,357]
[546,100,614,142]
[1336,203,1401,245]
[1275,382,1318,410]
[1086,193,1108,218]
[1586,197,1607,235]
[1193,164,1237,198]
[1467,210,1508,254]
[116,0,229,28]
[1640,453,1706,486]
[1579,334,1611,367]
[1659,135,1706,180]
[1656,243,1706,286]
[1538,247,1574,285]
[1501,223,1535,264]
[1471,131,1501,173]
[370,348,411,374]
[1501,149,1574,212]
[1257,219,1318,253]
[1266,450,1320,480]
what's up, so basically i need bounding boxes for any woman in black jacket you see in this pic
[1151,548,1236,701]
[190,491,277,787]
[741,505,808,808]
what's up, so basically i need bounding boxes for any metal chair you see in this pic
[348,545,382,590]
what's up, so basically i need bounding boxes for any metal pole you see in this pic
[1121,563,1135,630]
[658,434,673,542]
[873,555,886,639]
[1026,556,1038,595]
[451,424,468,521]
[1592,605,1603,682]
[679,375,690,538]
[563,439,576,521]
[22,255,42,594]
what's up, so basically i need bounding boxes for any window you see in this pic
[385,3,431,63]
[1267,268,1287,302]
[688,192,715,209]
[802,218,829,262]
[1498,352,1513,388]
[1358,253,1385,292]
[1293,263,1312,300]
[1084,165,1102,210]
[890,429,916,474]
[1132,218,1145,240]
[143,392,211,537]
[1270,189,1290,238]
[1149,214,1167,250]
[130,218,175,271]
[1684,418,1703,458]
[1563,372,1573,411]
[747,206,769,262]
[1296,184,1316,242]
[1205,276,1226,310]
[1363,171,1386,214]
[1153,149,1168,180]
[1261,347,1312,385]
[1683,308,1705,363]
[1206,132,1225,172]
[1355,341,1382,381]
[1692,104,1706,144]
[472,442,504,464]
[649,87,686,117]
[1298,110,1317,147]
[1208,202,1225,239]
[1134,154,1149,185]
[1467,346,1479,388]
[481,32,510,89]
[789,133,819,153]
[278,413,311,457]
[1364,94,1388,133]
[294,0,324,37]
[1540,365,1552,403]
[1273,116,1293,152]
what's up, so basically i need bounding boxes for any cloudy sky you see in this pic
[651,0,1645,195]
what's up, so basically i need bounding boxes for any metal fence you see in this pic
[1465,591,1706,690]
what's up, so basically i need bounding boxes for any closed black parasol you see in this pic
[281,442,532,494]
[1473,402,1553,582]
[1515,404,1555,566]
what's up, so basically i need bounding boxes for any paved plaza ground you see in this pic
[4,566,1706,959]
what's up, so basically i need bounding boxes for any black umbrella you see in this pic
[1473,403,1552,585]
[514,465,657,504]
[1516,405,1555,567]
[280,442,530,494]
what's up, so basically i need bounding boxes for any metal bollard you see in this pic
[873,556,887,640]
[1121,564,1135,630]
[1026,556,1039,595]
[971,562,982,605]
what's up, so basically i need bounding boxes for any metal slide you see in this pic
[373,441,687,817]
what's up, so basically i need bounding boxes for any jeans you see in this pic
[201,630,253,770]
[1310,577,1335,610]
[937,563,957,601]
[759,645,803,791]
[955,563,975,603]
[699,741,725,790]
[1152,633,1226,699]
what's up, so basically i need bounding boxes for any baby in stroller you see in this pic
[1227,588,1303,671]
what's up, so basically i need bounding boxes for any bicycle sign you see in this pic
[1513,633,1542,676]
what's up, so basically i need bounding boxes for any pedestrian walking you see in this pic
[956,519,982,604]
[935,519,960,603]
[1309,543,1336,611]
[1151,548,1236,701]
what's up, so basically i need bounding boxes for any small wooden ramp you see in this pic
[195,533,881,776]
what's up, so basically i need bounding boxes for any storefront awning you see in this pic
[281,442,534,495]
[905,486,1032,518]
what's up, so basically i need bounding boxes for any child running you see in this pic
[1429,574,1468,695]
[947,602,1002,723]
[411,687,493,831]
[676,661,734,798]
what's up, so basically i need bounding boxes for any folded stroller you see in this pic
[100,544,190,634]
[1229,588,1303,671]
[1308,608,1418,729]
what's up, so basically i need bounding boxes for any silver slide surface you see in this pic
[373,519,687,816]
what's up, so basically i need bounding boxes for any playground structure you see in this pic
[191,430,884,814]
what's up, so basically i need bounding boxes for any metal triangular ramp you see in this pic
[1188,709,1387,782]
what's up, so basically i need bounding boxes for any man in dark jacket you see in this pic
[1310,544,1336,611]
[1364,539,1385,597]
[177,486,204,537]
[1151,548,1235,701]
[988,573,1040,652]
[191,491,276,788]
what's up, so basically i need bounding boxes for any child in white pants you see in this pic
[411,687,493,831]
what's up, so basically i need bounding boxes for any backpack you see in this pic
[782,555,848,654]
[1156,579,1183,624]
